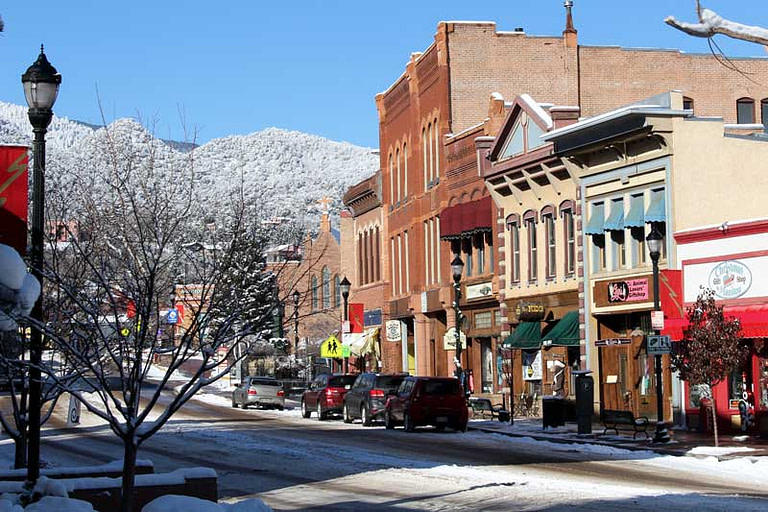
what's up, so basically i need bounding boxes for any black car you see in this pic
[342,372,407,426]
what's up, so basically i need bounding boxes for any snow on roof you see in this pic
[519,94,553,130]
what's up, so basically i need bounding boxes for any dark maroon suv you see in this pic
[301,374,357,420]
[384,376,468,432]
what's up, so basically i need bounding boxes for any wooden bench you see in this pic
[601,409,649,439]
[469,397,510,422]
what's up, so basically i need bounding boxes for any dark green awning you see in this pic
[541,311,580,347]
[503,321,542,349]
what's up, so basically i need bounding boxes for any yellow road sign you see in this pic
[320,334,342,358]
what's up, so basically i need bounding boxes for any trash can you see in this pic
[497,409,511,423]
[542,396,565,429]
[574,371,594,435]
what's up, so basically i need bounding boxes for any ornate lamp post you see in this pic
[22,45,61,483]
[339,277,351,373]
[647,224,670,443]
[451,256,465,384]
[292,290,300,357]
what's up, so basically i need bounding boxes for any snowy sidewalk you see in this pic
[467,417,768,460]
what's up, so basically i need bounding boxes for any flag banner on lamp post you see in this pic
[348,303,364,333]
[0,146,29,255]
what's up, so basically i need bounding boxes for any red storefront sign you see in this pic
[0,146,29,255]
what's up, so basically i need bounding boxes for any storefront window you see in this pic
[729,369,748,408]
[760,358,768,410]
[481,339,493,393]
[689,383,711,408]
[638,353,653,397]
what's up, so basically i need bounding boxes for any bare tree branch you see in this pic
[666,2,768,46]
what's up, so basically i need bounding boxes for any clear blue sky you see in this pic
[1,1,764,148]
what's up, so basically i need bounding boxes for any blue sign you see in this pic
[167,309,179,324]
[364,309,382,327]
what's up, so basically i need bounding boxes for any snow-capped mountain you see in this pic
[0,101,378,231]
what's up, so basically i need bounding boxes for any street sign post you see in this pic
[647,335,672,355]
[320,334,342,358]
[167,308,179,324]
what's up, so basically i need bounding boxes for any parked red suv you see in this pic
[384,376,468,432]
[301,374,357,420]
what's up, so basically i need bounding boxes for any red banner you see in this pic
[0,146,29,255]
[348,303,364,333]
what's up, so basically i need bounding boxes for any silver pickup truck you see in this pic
[232,376,285,410]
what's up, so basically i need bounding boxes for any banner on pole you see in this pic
[0,146,29,255]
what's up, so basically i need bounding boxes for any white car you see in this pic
[232,376,285,410]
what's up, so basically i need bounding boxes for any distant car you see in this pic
[343,373,407,426]
[384,376,468,432]
[301,374,357,420]
[232,376,285,410]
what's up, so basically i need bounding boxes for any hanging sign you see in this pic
[522,350,542,381]
[385,320,402,342]
[0,146,29,255]
[443,327,467,350]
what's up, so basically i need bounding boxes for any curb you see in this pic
[467,424,689,457]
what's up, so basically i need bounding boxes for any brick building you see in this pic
[374,4,768,393]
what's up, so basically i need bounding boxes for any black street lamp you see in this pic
[292,290,300,357]
[647,224,670,443]
[451,256,465,384]
[22,45,61,483]
[339,277,351,374]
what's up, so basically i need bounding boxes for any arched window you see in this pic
[422,128,428,189]
[396,147,401,201]
[683,96,694,112]
[402,142,408,199]
[311,276,318,310]
[433,117,440,179]
[427,122,434,183]
[737,97,755,124]
[334,275,341,308]
[761,99,768,126]
[388,152,394,204]
[322,267,331,309]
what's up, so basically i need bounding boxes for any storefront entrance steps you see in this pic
[467,418,768,460]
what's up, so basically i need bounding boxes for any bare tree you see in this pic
[670,288,749,447]
[666,1,768,46]
[31,119,287,512]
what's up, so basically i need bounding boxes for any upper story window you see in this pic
[334,275,341,308]
[543,211,556,279]
[402,142,408,200]
[423,118,440,190]
[683,96,694,112]
[396,147,402,202]
[322,266,331,309]
[560,205,575,276]
[523,211,537,282]
[527,119,546,151]
[500,121,524,160]
[737,97,755,124]
[507,215,521,284]
[388,153,395,204]
[311,275,318,310]
[586,202,606,273]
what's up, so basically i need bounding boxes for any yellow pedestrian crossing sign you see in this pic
[321,334,343,358]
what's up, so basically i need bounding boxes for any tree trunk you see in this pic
[710,394,719,448]
[14,432,27,470]
[120,437,138,512]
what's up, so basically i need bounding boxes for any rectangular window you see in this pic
[430,219,436,284]
[494,309,502,326]
[592,234,606,272]
[404,230,410,293]
[474,311,493,329]
[477,234,485,275]
[397,235,403,295]
[390,238,396,295]
[510,223,521,284]
[629,193,646,267]
[563,209,575,275]
[737,99,755,124]
[526,219,537,282]
[436,217,442,283]
[611,230,626,270]
[464,237,473,277]
[545,214,556,279]
[486,231,494,274]
[424,221,430,285]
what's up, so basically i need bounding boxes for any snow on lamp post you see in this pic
[22,45,61,483]
[647,223,670,443]
[339,276,351,374]
[451,256,465,384]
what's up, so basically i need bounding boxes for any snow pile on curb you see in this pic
[143,495,272,511]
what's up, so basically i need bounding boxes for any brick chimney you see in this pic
[319,197,332,233]
[563,0,578,48]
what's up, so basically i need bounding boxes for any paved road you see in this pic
[37,396,768,511]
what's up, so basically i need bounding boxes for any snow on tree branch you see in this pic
[665,3,768,46]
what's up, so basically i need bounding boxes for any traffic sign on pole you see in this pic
[647,335,672,355]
